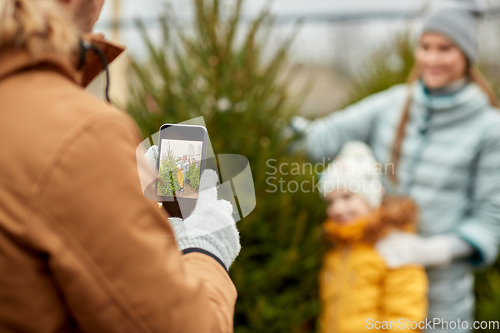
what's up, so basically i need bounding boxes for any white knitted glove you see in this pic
[168,169,241,270]
[145,146,241,270]
[145,145,159,170]
[375,231,454,268]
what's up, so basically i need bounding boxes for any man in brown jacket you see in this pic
[0,0,240,332]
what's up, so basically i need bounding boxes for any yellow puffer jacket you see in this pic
[319,197,428,333]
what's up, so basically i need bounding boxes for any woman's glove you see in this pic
[145,145,241,270]
[290,116,311,135]
[280,116,312,154]
[375,231,454,268]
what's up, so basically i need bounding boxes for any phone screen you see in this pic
[157,138,204,199]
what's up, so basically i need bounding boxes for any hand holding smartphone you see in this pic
[154,124,208,218]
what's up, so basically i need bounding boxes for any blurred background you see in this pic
[91,0,500,331]
[93,0,500,114]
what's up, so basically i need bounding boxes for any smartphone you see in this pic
[155,124,208,218]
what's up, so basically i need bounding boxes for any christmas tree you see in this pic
[125,0,500,330]
[126,0,326,331]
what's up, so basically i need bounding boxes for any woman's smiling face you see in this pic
[415,32,468,89]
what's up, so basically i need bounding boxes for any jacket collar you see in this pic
[424,77,469,97]
[411,78,489,127]
[0,33,124,88]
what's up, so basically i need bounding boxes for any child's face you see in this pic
[325,189,373,225]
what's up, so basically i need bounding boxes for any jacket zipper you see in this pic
[330,246,351,333]
[403,105,432,194]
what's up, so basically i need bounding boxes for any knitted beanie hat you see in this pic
[319,141,384,208]
[420,2,483,63]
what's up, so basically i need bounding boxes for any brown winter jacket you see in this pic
[0,2,236,333]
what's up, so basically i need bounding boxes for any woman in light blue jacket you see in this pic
[295,4,500,332]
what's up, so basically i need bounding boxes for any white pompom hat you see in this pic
[318,141,384,208]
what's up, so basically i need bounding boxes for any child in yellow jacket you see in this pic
[318,141,428,333]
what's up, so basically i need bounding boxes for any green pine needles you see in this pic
[126,0,325,331]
